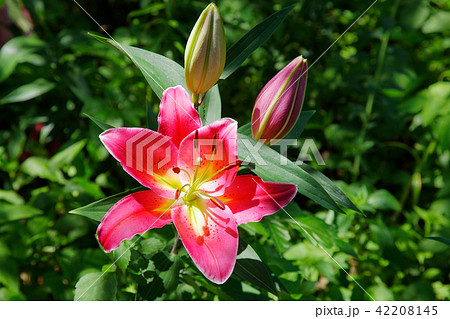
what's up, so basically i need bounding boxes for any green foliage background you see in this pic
[0,0,449,300]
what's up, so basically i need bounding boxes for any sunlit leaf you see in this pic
[20,157,64,183]
[200,84,221,124]
[111,241,132,273]
[299,163,362,214]
[367,189,401,211]
[0,36,45,82]
[50,140,87,169]
[265,219,291,255]
[0,204,42,223]
[74,272,117,301]
[89,33,185,99]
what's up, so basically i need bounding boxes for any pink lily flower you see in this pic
[97,86,297,283]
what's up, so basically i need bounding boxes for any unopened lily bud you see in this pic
[251,56,308,144]
[184,3,226,95]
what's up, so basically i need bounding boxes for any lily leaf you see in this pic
[70,187,146,222]
[111,241,132,273]
[265,219,291,255]
[299,163,362,214]
[84,113,115,131]
[237,133,345,213]
[426,237,450,246]
[238,122,252,137]
[200,84,222,124]
[89,33,186,99]
[74,272,117,301]
[220,4,295,80]
[233,238,280,295]
[235,132,360,214]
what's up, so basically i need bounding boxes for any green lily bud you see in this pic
[184,3,226,96]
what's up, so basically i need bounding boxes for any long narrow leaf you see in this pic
[70,187,146,222]
[298,163,362,214]
[220,5,295,80]
[84,113,115,131]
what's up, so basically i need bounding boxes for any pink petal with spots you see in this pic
[97,191,174,252]
[171,199,238,284]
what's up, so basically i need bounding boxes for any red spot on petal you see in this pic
[172,167,181,174]
[197,236,204,245]
[225,227,237,238]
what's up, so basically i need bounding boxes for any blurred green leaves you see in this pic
[220,4,295,80]
[89,33,186,100]
[0,79,55,105]
[0,36,45,82]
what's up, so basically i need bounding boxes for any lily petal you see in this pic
[100,127,181,198]
[158,86,202,148]
[178,118,238,196]
[97,191,174,252]
[219,175,297,224]
[171,199,238,284]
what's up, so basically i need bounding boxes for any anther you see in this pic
[211,133,218,153]
[224,160,243,171]
[194,130,199,149]
[210,197,225,210]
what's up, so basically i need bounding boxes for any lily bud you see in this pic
[251,56,308,144]
[184,3,226,95]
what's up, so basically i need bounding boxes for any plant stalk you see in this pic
[170,234,181,256]
[192,93,200,110]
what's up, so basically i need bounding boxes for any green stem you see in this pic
[191,93,200,110]
[170,234,181,256]
[352,0,400,181]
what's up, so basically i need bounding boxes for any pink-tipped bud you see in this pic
[184,3,226,95]
[251,56,308,144]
